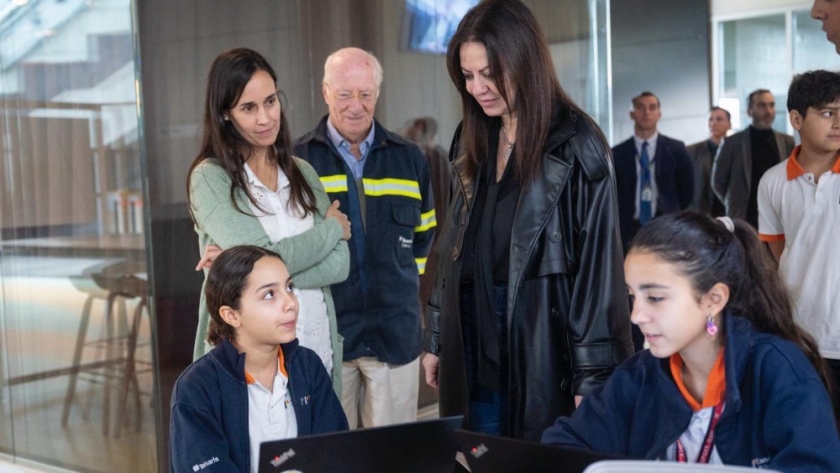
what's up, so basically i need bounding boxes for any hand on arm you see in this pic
[196,244,223,271]
[285,162,351,288]
[325,200,351,241]
[190,161,345,278]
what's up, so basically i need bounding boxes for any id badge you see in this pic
[641,186,653,202]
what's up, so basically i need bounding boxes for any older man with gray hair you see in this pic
[294,47,436,429]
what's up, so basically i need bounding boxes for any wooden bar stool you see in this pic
[62,260,150,437]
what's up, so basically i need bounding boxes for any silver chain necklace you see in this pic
[500,124,515,161]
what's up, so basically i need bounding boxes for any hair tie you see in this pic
[716,216,735,233]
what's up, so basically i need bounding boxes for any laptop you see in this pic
[258,416,465,473]
[457,430,624,473]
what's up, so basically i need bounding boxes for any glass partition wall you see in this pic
[0,0,154,471]
[713,4,840,135]
[1,0,609,471]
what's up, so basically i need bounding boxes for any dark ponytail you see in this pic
[629,211,839,423]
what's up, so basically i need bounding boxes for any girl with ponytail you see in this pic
[543,211,840,471]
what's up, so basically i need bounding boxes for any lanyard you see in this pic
[676,401,725,463]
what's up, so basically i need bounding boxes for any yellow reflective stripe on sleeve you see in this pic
[362,178,421,200]
[415,257,427,275]
[415,209,437,232]
[319,175,348,193]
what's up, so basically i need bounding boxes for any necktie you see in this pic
[639,141,652,224]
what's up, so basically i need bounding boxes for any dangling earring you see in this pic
[706,314,718,336]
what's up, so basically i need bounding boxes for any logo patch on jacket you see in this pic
[752,456,771,468]
[399,236,413,248]
[192,457,219,471]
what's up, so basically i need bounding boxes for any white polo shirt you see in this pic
[758,146,840,359]
[246,349,298,473]
[244,162,333,375]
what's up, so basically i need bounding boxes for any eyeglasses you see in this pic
[329,87,377,104]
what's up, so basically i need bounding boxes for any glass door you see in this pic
[0,0,156,471]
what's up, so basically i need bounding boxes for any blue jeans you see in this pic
[461,283,508,435]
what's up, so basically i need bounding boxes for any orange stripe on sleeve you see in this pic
[758,233,785,243]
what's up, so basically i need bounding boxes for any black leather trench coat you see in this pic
[425,105,634,441]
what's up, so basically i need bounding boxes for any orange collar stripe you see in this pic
[244,348,288,384]
[670,349,726,411]
[787,146,840,180]
[786,146,806,181]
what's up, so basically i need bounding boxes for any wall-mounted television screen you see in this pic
[403,0,479,55]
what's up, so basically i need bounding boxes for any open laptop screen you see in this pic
[458,430,624,473]
[258,416,464,473]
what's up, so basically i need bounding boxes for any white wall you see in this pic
[711,0,812,17]
[375,0,461,150]
[610,0,710,147]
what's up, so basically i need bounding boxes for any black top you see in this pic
[747,126,779,227]
[706,140,719,157]
[459,123,521,389]
[460,128,520,284]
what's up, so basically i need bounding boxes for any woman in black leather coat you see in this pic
[422,0,634,441]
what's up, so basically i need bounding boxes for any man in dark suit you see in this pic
[686,106,731,216]
[711,89,795,228]
[613,91,694,252]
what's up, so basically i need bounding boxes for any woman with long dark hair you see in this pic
[543,212,840,470]
[187,48,350,391]
[422,0,633,440]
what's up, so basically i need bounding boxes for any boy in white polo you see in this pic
[758,69,840,393]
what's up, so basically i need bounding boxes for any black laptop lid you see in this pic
[457,430,624,473]
[258,416,464,473]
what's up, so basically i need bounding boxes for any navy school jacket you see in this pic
[169,338,348,473]
[542,314,840,473]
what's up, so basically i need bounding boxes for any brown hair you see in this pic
[630,211,840,427]
[205,245,284,345]
[187,48,316,224]
[632,91,660,109]
[445,0,607,183]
